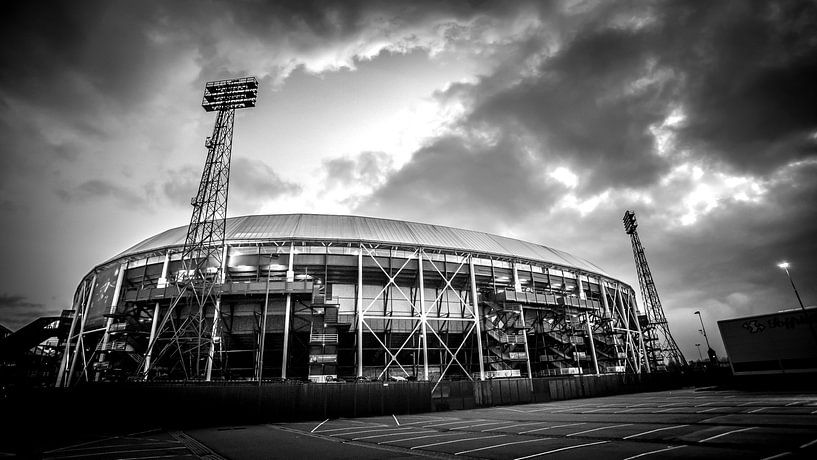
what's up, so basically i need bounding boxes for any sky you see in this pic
[1,0,815,361]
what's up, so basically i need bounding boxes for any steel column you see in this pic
[143,252,170,377]
[468,256,485,380]
[616,284,641,374]
[67,275,96,386]
[205,244,228,381]
[97,263,127,380]
[257,254,272,381]
[55,283,84,387]
[356,247,363,377]
[418,251,429,381]
[585,312,600,375]
[512,263,522,292]
[600,281,611,318]
[281,243,295,379]
[519,305,533,379]
[629,289,651,373]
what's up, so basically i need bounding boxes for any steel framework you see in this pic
[623,210,685,368]
[140,77,258,380]
[61,77,261,384]
[57,227,651,386]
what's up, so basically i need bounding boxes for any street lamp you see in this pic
[695,343,703,361]
[777,262,806,311]
[694,310,717,363]
[778,261,817,347]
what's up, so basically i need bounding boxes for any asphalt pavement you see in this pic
[188,387,817,459]
[25,387,817,459]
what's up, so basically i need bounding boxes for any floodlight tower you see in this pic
[623,210,686,369]
[141,77,258,380]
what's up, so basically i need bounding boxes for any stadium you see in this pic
[57,213,649,385]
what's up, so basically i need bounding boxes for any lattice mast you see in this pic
[623,211,686,368]
[141,77,258,380]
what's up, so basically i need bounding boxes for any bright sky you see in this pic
[1,0,816,362]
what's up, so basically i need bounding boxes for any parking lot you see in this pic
[25,387,817,459]
[190,387,817,459]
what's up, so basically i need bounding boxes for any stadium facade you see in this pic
[57,214,652,385]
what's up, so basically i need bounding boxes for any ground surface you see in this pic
[20,387,817,459]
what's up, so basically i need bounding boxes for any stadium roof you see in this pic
[110,214,610,276]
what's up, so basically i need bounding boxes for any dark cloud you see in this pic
[0,293,59,330]
[465,26,672,193]
[57,179,154,209]
[658,1,817,173]
[427,0,817,196]
[353,0,817,359]
[2,0,816,360]
[359,134,562,232]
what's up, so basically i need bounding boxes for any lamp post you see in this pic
[777,262,806,311]
[695,343,703,361]
[778,262,817,346]
[694,310,717,363]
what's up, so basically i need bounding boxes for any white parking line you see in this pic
[482,421,544,432]
[422,419,486,428]
[697,407,722,413]
[565,423,632,437]
[623,445,686,459]
[411,434,505,450]
[657,402,686,408]
[699,426,756,443]
[353,430,435,441]
[330,426,413,437]
[785,401,800,407]
[748,407,768,413]
[622,424,689,439]
[695,402,718,407]
[761,452,792,460]
[393,414,400,426]
[498,407,531,413]
[378,432,461,445]
[398,417,451,425]
[801,438,817,449]
[454,438,549,455]
[519,422,585,434]
[314,424,388,433]
[452,420,515,430]
[513,440,609,459]
[654,407,683,413]
[311,418,329,433]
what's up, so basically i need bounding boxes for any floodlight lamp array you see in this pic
[623,210,638,234]
[202,76,259,112]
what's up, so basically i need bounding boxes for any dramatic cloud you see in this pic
[0,293,58,330]
[1,0,815,361]
[354,0,817,356]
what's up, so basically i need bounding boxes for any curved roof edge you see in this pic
[104,213,612,277]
